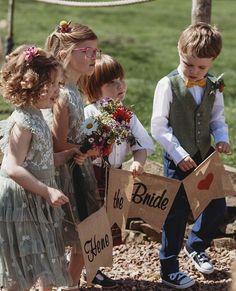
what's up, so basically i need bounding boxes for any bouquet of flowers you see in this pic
[80,98,138,157]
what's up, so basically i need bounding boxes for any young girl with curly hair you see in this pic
[0,45,79,291]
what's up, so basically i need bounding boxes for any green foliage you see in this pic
[0,0,235,166]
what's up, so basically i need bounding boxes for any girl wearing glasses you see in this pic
[0,45,78,291]
[45,21,116,290]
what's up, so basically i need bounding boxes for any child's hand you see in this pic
[216,142,232,155]
[73,152,88,165]
[130,161,144,178]
[46,187,69,207]
[178,156,197,172]
[87,147,101,158]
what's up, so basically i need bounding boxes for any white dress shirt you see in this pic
[151,66,229,165]
[84,103,155,168]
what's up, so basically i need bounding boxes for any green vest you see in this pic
[168,71,216,159]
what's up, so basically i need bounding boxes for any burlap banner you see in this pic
[183,151,236,219]
[76,206,113,283]
[129,172,181,232]
[106,168,133,233]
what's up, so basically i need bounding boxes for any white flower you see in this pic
[81,117,98,135]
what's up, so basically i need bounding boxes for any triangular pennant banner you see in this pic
[129,172,181,232]
[183,151,236,219]
[106,168,133,233]
[76,206,113,283]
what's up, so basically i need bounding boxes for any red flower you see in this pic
[112,106,132,123]
[101,144,113,157]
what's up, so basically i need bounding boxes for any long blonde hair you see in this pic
[45,21,98,69]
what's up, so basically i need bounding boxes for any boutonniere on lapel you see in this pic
[208,73,225,94]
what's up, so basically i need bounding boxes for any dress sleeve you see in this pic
[0,109,32,154]
[0,117,15,154]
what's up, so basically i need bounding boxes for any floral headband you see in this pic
[56,20,72,33]
[24,46,45,62]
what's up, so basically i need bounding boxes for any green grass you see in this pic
[0,0,235,166]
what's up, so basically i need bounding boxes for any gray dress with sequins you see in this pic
[0,107,71,291]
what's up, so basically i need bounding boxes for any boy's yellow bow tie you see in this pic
[185,78,206,88]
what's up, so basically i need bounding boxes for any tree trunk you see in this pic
[192,0,211,24]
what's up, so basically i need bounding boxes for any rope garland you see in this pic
[37,0,153,7]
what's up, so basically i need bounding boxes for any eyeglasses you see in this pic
[73,47,101,59]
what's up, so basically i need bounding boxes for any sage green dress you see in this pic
[0,107,71,291]
[53,85,101,252]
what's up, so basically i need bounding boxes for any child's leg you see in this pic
[38,287,52,291]
[187,197,226,252]
[160,153,190,274]
[68,251,84,285]
[160,185,189,274]
[38,278,53,291]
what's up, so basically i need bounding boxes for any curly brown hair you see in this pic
[178,22,222,59]
[0,44,62,107]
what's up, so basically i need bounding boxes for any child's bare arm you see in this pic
[52,99,99,159]
[52,99,77,152]
[130,149,147,177]
[5,124,68,207]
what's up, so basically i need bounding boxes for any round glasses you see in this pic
[73,47,101,59]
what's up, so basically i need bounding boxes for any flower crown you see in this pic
[56,20,72,33]
[24,46,45,62]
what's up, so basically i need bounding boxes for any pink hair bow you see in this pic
[24,46,38,62]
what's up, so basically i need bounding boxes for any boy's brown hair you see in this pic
[84,54,124,103]
[178,22,222,59]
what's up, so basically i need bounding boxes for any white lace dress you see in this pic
[0,107,71,291]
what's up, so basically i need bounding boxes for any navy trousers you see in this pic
[160,149,226,275]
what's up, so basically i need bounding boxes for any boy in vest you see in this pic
[151,22,231,289]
